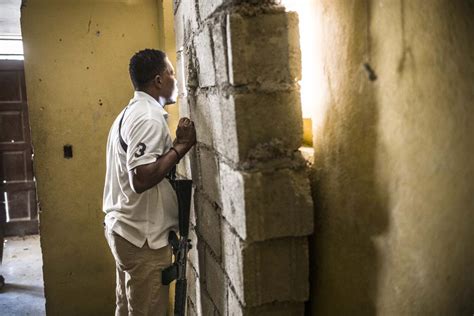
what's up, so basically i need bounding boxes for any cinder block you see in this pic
[225,13,245,86]
[200,290,217,316]
[176,50,185,97]
[208,94,236,160]
[194,26,216,87]
[246,302,305,316]
[178,145,199,186]
[243,237,310,305]
[220,163,313,241]
[193,93,214,148]
[195,93,238,161]
[219,163,246,238]
[177,94,190,120]
[226,12,301,87]
[195,193,222,259]
[186,263,199,308]
[189,194,196,227]
[199,0,226,21]
[198,91,303,163]
[186,300,198,316]
[244,168,314,239]
[174,0,198,49]
[176,152,192,180]
[196,238,208,285]
[205,249,227,315]
[197,146,221,206]
[227,286,244,316]
[193,92,236,159]
[232,91,303,162]
[176,52,189,99]
[205,93,225,153]
[187,47,200,88]
[177,45,198,89]
[221,223,244,303]
[222,223,310,306]
[227,299,304,316]
[187,226,200,272]
[211,18,229,84]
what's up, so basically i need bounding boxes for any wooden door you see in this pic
[0,59,38,236]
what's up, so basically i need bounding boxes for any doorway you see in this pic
[0,59,39,236]
[0,0,45,314]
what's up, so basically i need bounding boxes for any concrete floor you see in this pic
[0,235,46,316]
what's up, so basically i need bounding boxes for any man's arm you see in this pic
[130,118,196,194]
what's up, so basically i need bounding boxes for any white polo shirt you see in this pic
[103,91,178,249]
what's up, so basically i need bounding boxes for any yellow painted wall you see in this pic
[20,0,176,314]
[310,0,474,314]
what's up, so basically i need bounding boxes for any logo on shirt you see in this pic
[135,143,146,157]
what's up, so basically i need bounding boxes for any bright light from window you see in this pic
[0,36,24,60]
[281,0,322,120]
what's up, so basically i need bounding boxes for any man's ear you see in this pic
[154,74,162,88]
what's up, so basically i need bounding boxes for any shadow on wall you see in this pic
[308,0,389,314]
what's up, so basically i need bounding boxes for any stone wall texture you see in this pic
[173,1,314,315]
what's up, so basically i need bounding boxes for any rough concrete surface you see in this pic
[310,0,474,314]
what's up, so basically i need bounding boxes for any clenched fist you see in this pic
[174,117,196,156]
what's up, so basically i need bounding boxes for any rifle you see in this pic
[162,171,193,316]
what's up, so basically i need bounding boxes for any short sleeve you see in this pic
[126,118,171,171]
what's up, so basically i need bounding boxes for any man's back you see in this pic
[103,91,178,250]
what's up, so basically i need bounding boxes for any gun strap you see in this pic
[118,107,128,153]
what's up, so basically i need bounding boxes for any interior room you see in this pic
[0,0,473,315]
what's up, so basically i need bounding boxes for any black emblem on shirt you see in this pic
[135,143,146,157]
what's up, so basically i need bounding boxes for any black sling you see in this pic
[118,107,129,153]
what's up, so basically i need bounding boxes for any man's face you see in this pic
[159,58,178,105]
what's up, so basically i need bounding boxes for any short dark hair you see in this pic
[129,49,167,89]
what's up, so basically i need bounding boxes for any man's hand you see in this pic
[174,117,196,157]
[130,117,196,194]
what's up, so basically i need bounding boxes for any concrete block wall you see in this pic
[174,1,314,314]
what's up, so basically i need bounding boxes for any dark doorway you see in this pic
[0,3,45,314]
[0,59,38,237]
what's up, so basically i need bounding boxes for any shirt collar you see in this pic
[133,91,163,107]
[132,90,169,119]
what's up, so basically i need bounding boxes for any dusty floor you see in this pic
[0,235,46,316]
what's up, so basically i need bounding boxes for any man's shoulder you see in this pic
[128,99,165,122]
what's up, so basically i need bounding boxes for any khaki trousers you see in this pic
[105,228,171,316]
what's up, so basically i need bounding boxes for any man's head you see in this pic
[129,49,177,105]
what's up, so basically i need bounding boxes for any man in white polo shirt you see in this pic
[103,49,196,316]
